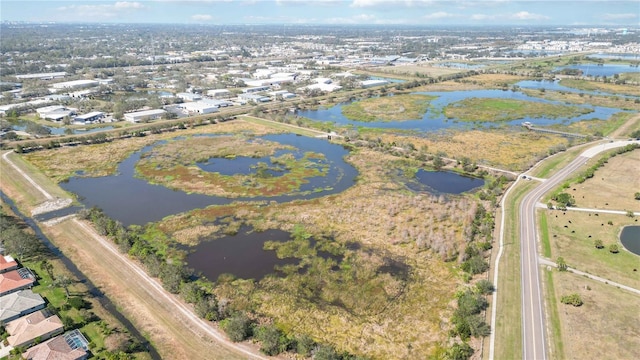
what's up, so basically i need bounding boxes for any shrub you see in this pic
[609,244,619,253]
[475,280,495,295]
[560,293,583,307]
[594,239,604,249]
[220,312,251,342]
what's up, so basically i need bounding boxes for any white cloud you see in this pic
[191,14,213,21]
[423,11,457,20]
[57,2,145,20]
[351,0,435,8]
[470,14,495,21]
[115,2,145,9]
[511,11,549,20]
[602,13,637,20]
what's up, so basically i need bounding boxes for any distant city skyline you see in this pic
[1,0,638,26]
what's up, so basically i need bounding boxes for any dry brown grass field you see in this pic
[152,149,481,359]
[380,129,569,171]
[547,270,640,360]
[570,149,640,211]
[545,211,639,287]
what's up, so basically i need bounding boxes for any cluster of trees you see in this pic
[449,280,494,348]
[79,207,364,359]
[0,209,49,260]
[552,192,576,210]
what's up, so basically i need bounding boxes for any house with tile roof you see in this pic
[5,310,64,348]
[22,330,89,360]
[0,268,36,296]
[0,289,46,324]
[0,255,18,273]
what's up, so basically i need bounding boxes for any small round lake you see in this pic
[620,226,640,256]
[186,227,297,281]
[407,170,484,194]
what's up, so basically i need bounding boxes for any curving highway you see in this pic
[518,140,639,360]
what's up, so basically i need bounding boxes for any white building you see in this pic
[238,93,271,104]
[268,90,296,100]
[207,89,231,98]
[74,111,104,124]
[176,92,202,102]
[360,79,389,88]
[51,80,99,90]
[16,72,66,80]
[124,109,166,123]
[242,86,271,94]
[179,102,219,115]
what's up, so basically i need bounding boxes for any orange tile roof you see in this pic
[0,255,18,273]
[0,269,35,296]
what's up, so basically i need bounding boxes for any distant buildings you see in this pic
[207,89,232,98]
[16,72,67,80]
[124,109,166,123]
[51,80,99,91]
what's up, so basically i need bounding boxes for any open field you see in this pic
[553,112,632,137]
[559,78,640,97]
[545,269,640,360]
[545,210,639,287]
[380,129,570,171]
[569,149,640,211]
[443,98,593,122]
[341,94,436,122]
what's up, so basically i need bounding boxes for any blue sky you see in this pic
[1,1,638,26]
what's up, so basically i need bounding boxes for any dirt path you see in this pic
[1,150,270,360]
[609,113,640,138]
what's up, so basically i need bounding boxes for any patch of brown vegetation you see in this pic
[570,149,640,211]
[380,129,569,171]
[550,271,640,360]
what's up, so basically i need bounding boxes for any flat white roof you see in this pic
[52,79,99,89]
[125,109,166,117]
[75,111,104,120]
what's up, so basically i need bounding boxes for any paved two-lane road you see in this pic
[519,140,639,360]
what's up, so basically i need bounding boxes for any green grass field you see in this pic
[443,98,593,122]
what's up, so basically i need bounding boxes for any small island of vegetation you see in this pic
[341,94,437,122]
[444,98,594,122]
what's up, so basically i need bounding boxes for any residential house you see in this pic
[22,330,89,360]
[0,268,36,296]
[0,255,18,273]
[0,289,46,324]
[5,310,64,348]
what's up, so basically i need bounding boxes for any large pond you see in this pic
[620,226,640,256]
[186,227,297,281]
[553,63,639,77]
[407,170,484,194]
[61,134,358,226]
[297,89,622,131]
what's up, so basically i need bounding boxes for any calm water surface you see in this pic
[620,226,640,256]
